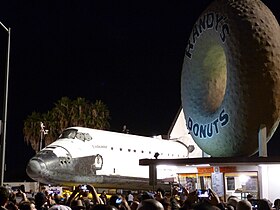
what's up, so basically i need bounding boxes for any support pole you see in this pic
[0,22,11,186]
[258,124,267,157]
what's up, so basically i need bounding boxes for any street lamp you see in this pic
[0,21,11,186]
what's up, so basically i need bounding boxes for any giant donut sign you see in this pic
[181,0,280,157]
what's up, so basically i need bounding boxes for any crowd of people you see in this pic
[0,184,279,210]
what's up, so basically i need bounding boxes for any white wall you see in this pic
[258,164,280,203]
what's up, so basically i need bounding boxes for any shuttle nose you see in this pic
[26,159,46,179]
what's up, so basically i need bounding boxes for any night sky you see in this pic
[0,0,279,182]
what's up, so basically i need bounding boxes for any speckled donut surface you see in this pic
[181,0,280,157]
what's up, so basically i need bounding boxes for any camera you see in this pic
[197,189,209,198]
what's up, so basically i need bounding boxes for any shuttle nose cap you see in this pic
[26,159,44,178]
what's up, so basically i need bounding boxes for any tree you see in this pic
[23,112,44,152]
[23,97,110,152]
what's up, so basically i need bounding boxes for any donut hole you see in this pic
[191,43,227,114]
[203,45,227,113]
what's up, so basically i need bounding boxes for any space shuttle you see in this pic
[26,108,203,190]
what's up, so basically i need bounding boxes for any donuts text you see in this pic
[187,109,229,138]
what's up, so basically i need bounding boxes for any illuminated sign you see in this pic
[185,12,230,59]
[187,109,229,138]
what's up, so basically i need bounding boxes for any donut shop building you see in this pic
[140,109,280,203]
[139,156,280,203]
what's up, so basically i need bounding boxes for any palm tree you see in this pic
[23,112,43,152]
[92,100,110,129]
[52,96,73,130]
[23,97,110,152]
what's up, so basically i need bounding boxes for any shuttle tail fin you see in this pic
[168,107,204,158]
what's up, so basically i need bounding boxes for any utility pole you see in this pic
[0,21,11,186]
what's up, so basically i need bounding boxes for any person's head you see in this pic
[257,199,271,210]
[274,199,280,210]
[236,200,252,210]
[71,199,85,210]
[91,205,117,210]
[48,204,71,210]
[137,199,164,210]
[18,201,37,210]
[193,202,220,210]
[108,195,123,209]
[247,194,253,201]
[0,186,10,206]
[226,205,235,210]
[140,192,154,201]
[53,194,61,204]
[227,196,240,209]
[227,195,239,202]
[34,192,46,208]
[156,188,165,198]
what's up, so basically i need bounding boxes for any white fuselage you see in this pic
[26,127,190,186]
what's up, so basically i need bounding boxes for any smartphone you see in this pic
[251,199,259,210]
[197,189,209,198]
[116,198,122,204]
[12,186,20,192]
[80,185,87,191]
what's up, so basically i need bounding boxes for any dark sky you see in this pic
[0,0,279,182]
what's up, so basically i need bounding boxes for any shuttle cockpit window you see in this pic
[59,129,92,141]
[52,146,70,158]
[59,129,78,139]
